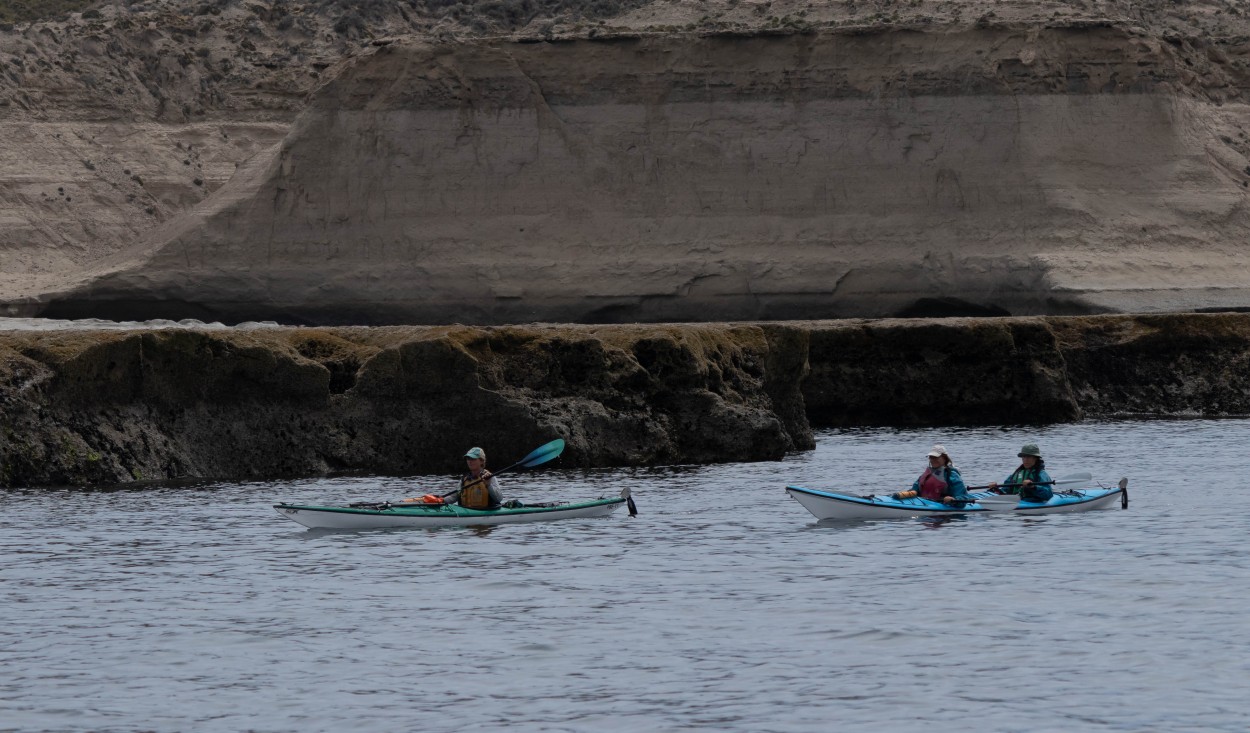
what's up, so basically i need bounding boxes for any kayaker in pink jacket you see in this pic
[892,444,970,504]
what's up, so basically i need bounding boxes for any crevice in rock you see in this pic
[894,297,1013,318]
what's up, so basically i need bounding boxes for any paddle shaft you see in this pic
[966,479,1059,490]
[876,472,1091,499]
[445,468,503,497]
[870,475,1087,502]
[446,455,545,495]
[443,439,566,498]
[967,474,1091,491]
[347,440,569,509]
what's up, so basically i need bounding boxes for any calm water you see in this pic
[2,420,1248,732]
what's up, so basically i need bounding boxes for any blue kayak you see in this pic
[788,478,1129,521]
[976,483,1127,513]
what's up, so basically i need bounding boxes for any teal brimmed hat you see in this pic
[1018,443,1042,458]
[464,447,485,460]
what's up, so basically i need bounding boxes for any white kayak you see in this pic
[275,490,634,530]
[786,478,1128,522]
[784,486,991,521]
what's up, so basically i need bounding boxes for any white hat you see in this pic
[926,444,948,458]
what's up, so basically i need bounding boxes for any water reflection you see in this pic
[918,514,974,529]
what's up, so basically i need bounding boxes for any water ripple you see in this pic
[2,420,1249,731]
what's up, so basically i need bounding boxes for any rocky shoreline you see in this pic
[3,312,1248,488]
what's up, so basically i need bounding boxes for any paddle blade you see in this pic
[1053,472,1093,486]
[974,494,1020,507]
[621,487,638,516]
[518,439,565,468]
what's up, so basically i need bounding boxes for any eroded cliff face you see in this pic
[0,322,812,486]
[3,313,1250,487]
[14,24,1250,324]
[801,318,1082,426]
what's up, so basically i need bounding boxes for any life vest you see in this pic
[1007,466,1051,501]
[459,473,493,509]
[1005,466,1035,494]
[917,467,948,501]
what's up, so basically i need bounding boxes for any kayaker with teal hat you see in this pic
[988,443,1054,502]
[442,447,503,510]
[892,444,970,504]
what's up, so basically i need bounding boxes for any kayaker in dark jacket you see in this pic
[443,447,503,510]
[892,444,969,504]
[987,443,1054,502]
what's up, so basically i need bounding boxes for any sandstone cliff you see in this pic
[3,313,1249,487]
[3,2,1250,323]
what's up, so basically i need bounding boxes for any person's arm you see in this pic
[892,474,923,500]
[1023,477,1053,501]
[946,468,969,501]
[441,477,464,505]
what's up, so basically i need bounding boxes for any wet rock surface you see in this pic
[0,323,811,486]
[3,313,1249,487]
[801,318,1081,427]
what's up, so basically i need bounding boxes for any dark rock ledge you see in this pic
[2,313,1248,488]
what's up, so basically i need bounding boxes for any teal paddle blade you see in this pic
[518,439,565,468]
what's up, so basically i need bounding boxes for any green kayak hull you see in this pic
[274,496,627,529]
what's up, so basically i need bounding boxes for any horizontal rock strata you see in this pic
[3,312,1249,487]
[15,27,1250,323]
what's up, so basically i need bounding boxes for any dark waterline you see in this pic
[2,420,1248,732]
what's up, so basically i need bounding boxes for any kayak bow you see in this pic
[784,486,990,521]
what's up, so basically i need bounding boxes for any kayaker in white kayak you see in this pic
[987,443,1054,502]
[892,445,970,504]
[442,446,504,510]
